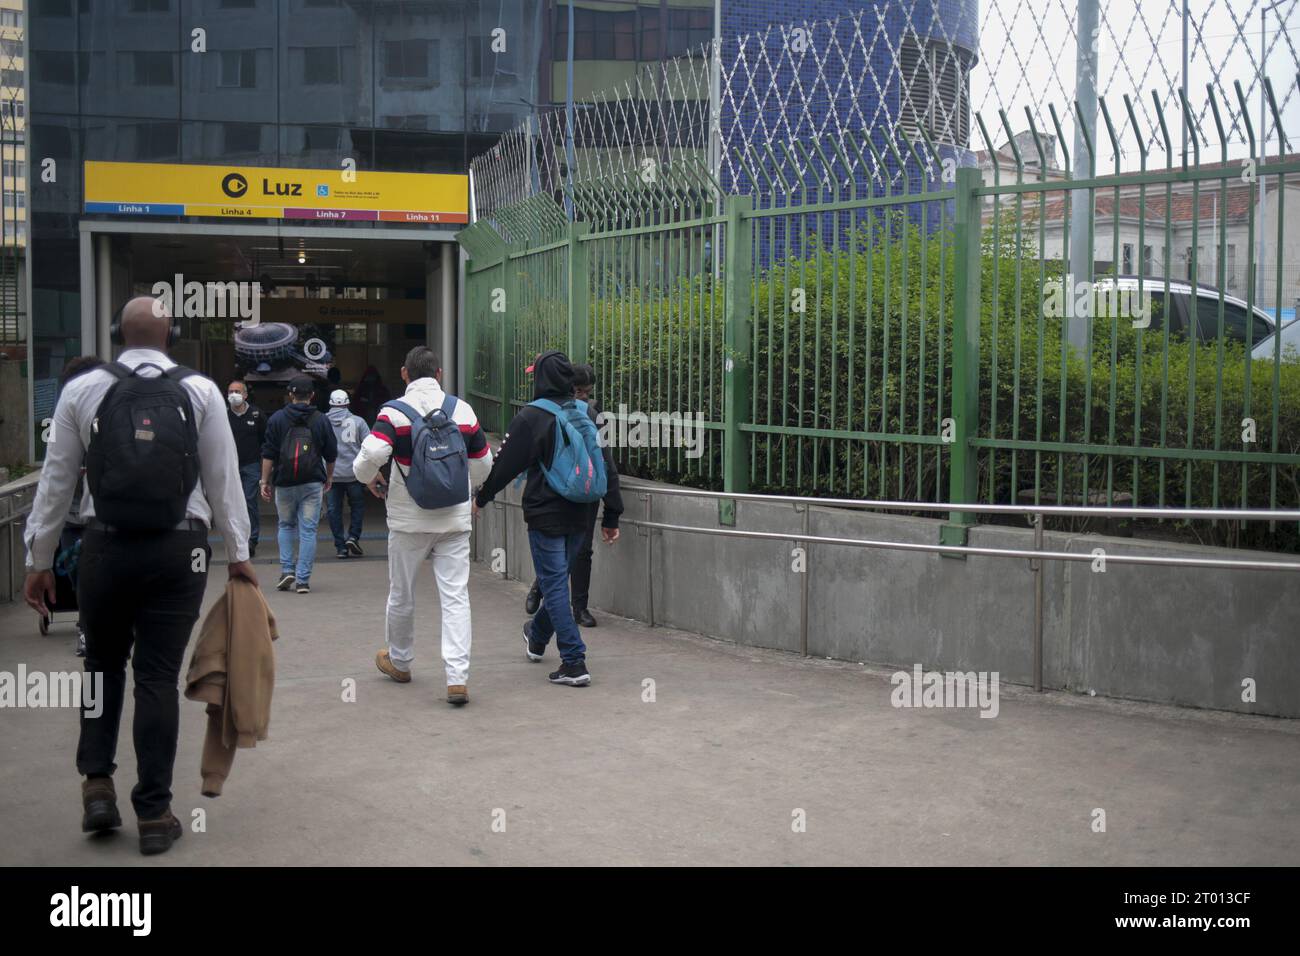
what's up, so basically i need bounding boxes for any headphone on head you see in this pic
[109,301,182,348]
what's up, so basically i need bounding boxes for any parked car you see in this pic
[1092,276,1277,347]
[1251,317,1300,361]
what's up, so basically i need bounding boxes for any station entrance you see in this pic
[79,223,458,425]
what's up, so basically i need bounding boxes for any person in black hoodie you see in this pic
[523,362,622,626]
[473,351,620,686]
[260,376,338,594]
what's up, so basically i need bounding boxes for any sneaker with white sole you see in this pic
[346,538,364,556]
[296,581,310,594]
[523,622,546,662]
[276,573,295,591]
[548,661,591,686]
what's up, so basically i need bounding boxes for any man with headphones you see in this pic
[23,295,256,857]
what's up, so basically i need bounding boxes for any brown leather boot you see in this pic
[82,776,122,833]
[138,811,183,856]
[446,684,469,706]
[375,649,411,683]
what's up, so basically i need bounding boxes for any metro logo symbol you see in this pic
[221,172,248,198]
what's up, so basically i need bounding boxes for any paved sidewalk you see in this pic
[1,550,1298,866]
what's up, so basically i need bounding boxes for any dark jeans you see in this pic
[238,461,260,546]
[526,528,587,665]
[76,527,209,820]
[327,479,365,550]
[534,505,599,611]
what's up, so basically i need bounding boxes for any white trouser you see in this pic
[385,528,473,685]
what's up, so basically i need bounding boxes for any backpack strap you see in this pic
[528,397,564,417]
[383,399,419,425]
[161,365,198,382]
[103,362,132,380]
[438,393,458,421]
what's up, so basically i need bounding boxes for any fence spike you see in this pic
[1047,103,1071,175]
[1121,95,1147,168]
[1023,108,1049,182]
[1233,80,1256,161]
[1205,83,1228,164]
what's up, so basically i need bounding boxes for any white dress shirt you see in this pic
[24,348,250,571]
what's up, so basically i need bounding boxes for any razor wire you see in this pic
[469,0,1300,223]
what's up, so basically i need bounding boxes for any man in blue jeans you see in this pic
[473,351,620,686]
[260,376,337,594]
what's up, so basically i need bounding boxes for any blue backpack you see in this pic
[384,395,469,509]
[528,397,607,503]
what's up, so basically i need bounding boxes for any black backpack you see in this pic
[274,409,324,486]
[85,362,201,531]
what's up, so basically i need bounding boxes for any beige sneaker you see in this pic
[375,649,411,683]
[446,684,468,706]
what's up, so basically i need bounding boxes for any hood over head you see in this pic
[531,350,574,400]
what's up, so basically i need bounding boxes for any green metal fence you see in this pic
[461,84,1300,549]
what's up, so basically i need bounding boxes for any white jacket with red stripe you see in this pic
[352,376,493,534]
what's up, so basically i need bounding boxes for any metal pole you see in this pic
[643,493,654,626]
[564,0,576,222]
[1068,0,1099,350]
[1181,0,1189,164]
[1032,513,1044,692]
[799,505,810,657]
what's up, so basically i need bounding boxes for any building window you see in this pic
[219,50,257,89]
[132,51,175,87]
[301,47,342,85]
[1,9,23,25]
[132,122,179,160]
[382,115,433,131]
[898,37,971,147]
[1143,245,1154,276]
[34,54,75,85]
[1122,243,1134,274]
[555,8,636,60]
[383,39,433,80]
[223,122,261,154]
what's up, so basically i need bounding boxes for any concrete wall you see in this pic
[472,477,1300,718]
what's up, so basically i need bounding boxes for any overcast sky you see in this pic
[968,0,1300,169]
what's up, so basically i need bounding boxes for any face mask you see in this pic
[228,393,245,408]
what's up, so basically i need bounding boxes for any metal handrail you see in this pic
[482,480,1300,696]
[616,481,1300,524]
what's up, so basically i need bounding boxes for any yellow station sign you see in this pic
[85,161,468,224]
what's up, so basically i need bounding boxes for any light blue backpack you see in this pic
[527,398,607,503]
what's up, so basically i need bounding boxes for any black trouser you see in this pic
[76,526,209,820]
[568,504,600,612]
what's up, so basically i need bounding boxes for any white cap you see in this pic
[329,389,349,407]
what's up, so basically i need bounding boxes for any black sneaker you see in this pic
[336,549,348,559]
[548,661,591,686]
[523,622,546,662]
[525,581,542,615]
[296,581,310,594]
[574,606,597,628]
[276,573,295,591]
[346,538,364,556]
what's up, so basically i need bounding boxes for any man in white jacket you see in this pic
[352,346,493,705]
